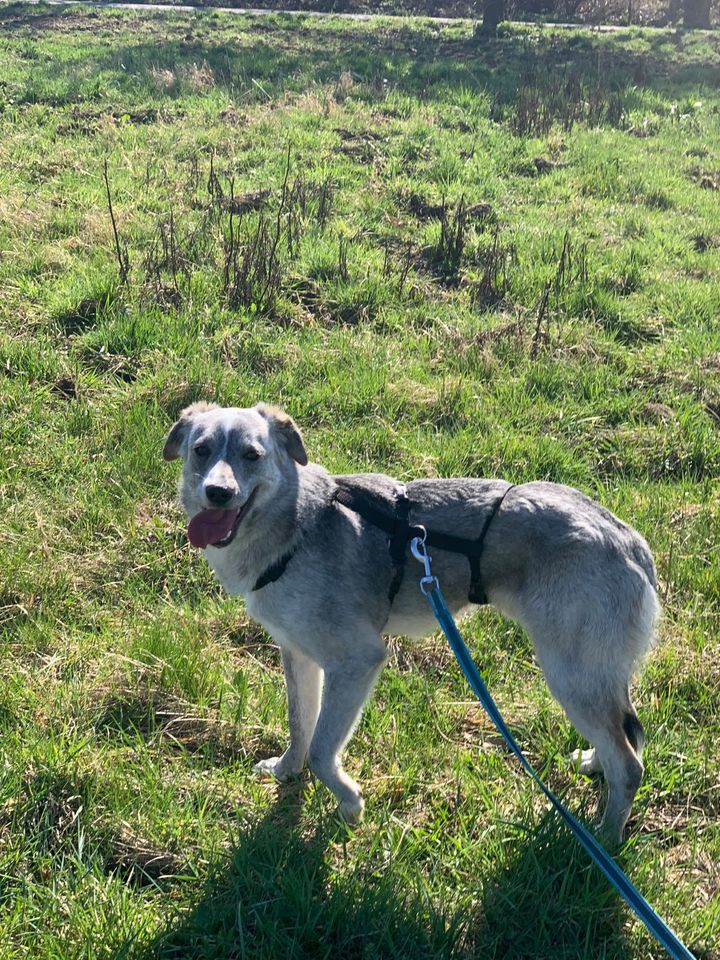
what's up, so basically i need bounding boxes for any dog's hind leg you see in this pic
[254,646,322,781]
[525,563,656,843]
[306,631,387,823]
[569,691,644,775]
[568,700,644,845]
[540,650,645,845]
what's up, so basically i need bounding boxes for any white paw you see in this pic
[569,747,602,776]
[339,793,365,825]
[253,756,294,782]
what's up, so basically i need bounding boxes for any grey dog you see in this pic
[164,401,659,843]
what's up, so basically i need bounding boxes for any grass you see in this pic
[0,3,719,958]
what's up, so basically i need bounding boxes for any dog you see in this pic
[163,401,659,843]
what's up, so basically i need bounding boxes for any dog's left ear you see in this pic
[163,401,217,461]
[256,403,308,466]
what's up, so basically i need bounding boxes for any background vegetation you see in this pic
[110,0,719,30]
[0,4,718,958]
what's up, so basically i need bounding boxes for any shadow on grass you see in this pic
[112,782,640,960]
[467,809,631,957]
[113,780,464,960]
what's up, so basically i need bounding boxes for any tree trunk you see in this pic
[683,0,711,28]
[477,0,505,36]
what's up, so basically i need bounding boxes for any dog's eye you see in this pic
[194,444,211,459]
[244,448,261,461]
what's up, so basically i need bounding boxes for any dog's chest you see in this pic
[204,545,254,596]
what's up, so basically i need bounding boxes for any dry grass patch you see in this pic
[665,845,720,909]
[106,823,187,885]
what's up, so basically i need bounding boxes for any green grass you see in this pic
[1,4,719,958]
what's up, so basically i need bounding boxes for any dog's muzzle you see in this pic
[187,488,258,549]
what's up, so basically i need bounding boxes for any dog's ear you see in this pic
[256,403,308,466]
[163,402,217,461]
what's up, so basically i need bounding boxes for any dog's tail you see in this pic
[630,555,662,666]
[622,561,658,761]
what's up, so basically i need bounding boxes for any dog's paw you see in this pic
[253,756,296,782]
[338,793,365,826]
[596,819,625,850]
[568,747,603,776]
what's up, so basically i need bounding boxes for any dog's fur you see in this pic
[164,401,659,842]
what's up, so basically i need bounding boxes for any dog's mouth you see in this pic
[187,489,258,549]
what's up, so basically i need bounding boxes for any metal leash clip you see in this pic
[410,526,439,596]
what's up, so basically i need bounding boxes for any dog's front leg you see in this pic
[254,646,322,781]
[307,636,387,823]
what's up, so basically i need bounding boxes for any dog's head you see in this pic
[163,402,307,549]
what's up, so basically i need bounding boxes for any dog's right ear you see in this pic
[162,402,217,461]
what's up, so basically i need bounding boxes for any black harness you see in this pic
[253,479,515,604]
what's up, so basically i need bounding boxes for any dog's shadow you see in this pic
[116,783,463,959]
[466,808,630,957]
[112,782,640,960]
[114,780,462,959]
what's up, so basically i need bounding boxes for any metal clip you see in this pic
[410,527,439,595]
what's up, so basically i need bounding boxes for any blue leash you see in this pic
[409,534,696,960]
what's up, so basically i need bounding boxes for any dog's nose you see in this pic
[205,484,234,506]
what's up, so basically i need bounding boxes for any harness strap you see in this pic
[253,546,298,591]
[333,484,400,537]
[467,483,515,604]
[334,479,515,606]
[388,485,413,602]
[252,479,515,603]
[334,482,421,602]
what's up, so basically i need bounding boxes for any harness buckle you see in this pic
[410,527,439,596]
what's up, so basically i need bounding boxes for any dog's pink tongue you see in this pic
[187,509,239,549]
